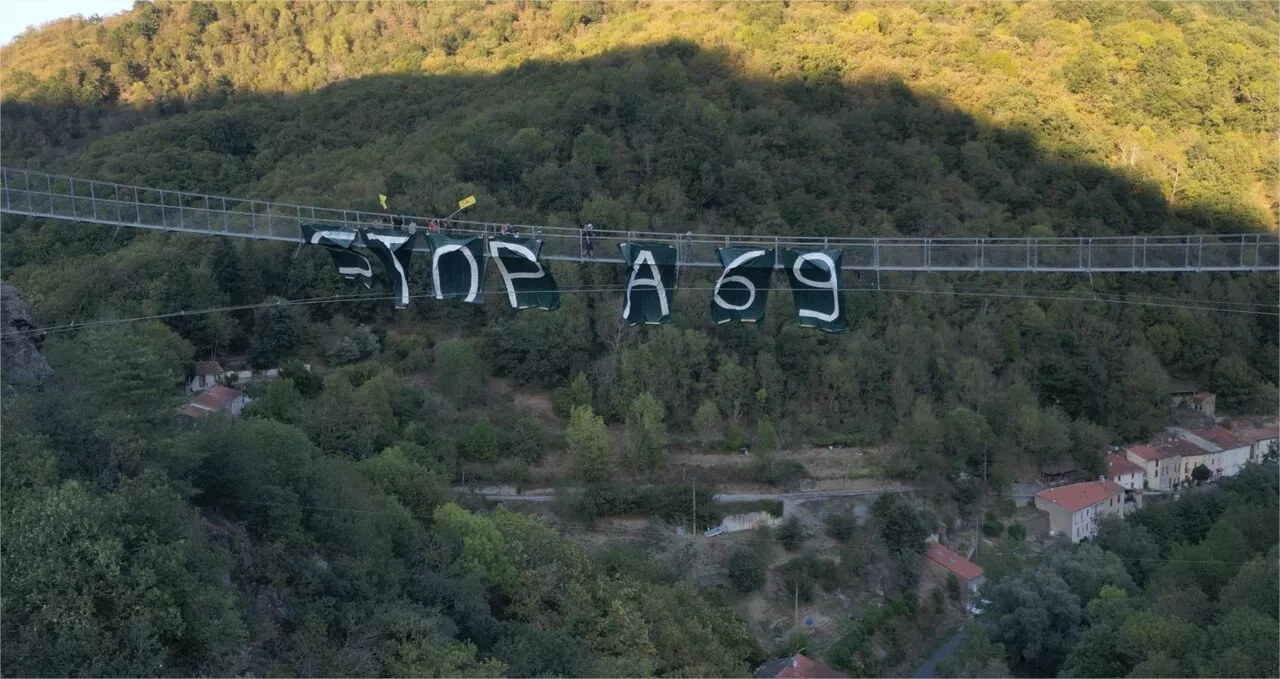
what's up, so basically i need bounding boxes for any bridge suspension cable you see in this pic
[2,166,1278,273]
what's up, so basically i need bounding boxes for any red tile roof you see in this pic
[1129,438,1199,461]
[925,541,984,582]
[1036,480,1124,512]
[181,385,243,417]
[1188,427,1246,450]
[1235,425,1279,445]
[195,360,224,375]
[1126,445,1165,461]
[755,654,847,679]
[1106,455,1145,476]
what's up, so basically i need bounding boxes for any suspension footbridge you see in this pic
[2,167,1277,273]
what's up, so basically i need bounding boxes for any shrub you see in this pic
[726,547,766,593]
[464,417,500,462]
[778,516,807,552]
[1006,523,1027,541]
[824,513,858,542]
[780,567,815,603]
[723,425,746,451]
[552,373,591,418]
[981,513,1004,538]
[508,416,547,463]
[755,418,779,453]
[740,458,808,486]
[435,340,485,405]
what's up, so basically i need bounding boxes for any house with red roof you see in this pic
[1034,479,1126,542]
[1105,454,1145,509]
[754,653,847,679]
[188,360,225,392]
[1228,421,1279,464]
[1176,427,1251,482]
[180,384,250,419]
[924,541,986,603]
[1125,437,1199,492]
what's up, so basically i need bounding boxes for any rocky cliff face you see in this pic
[1,283,53,385]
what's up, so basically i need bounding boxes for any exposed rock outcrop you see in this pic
[1,283,53,385]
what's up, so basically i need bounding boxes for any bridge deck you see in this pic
[3,166,1277,273]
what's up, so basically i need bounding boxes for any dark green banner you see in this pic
[711,247,775,325]
[487,237,559,311]
[781,247,845,333]
[426,235,486,304]
[301,224,372,288]
[362,228,417,309]
[619,241,677,325]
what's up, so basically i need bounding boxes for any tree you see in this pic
[1197,609,1280,678]
[937,626,1011,678]
[726,546,766,593]
[432,503,517,589]
[692,399,722,447]
[242,376,303,423]
[362,445,450,518]
[985,569,1083,677]
[464,417,500,462]
[1214,355,1275,414]
[567,405,612,484]
[508,416,547,463]
[778,516,807,552]
[823,513,858,543]
[248,297,304,368]
[712,358,753,426]
[1218,546,1279,621]
[280,358,322,397]
[435,340,485,405]
[754,418,779,454]
[624,393,667,472]
[1,480,246,677]
[1105,347,1170,441]
[1191,463,1212,484]
[1048,543,1136,604]
[552,372,592,418]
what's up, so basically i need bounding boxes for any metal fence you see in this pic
[3,166,1277,272]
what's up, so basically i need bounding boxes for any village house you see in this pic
[1034,479,1126,543]
[1176,427,1247,481]
[1105,454,1145,509]
[187,359,300,393]
[188,360,225,392]
[1169,382,1215,419]
[754,654,847,679]
[1125,437,1200,492]
[924,541,985,604]
[180,384,251,419]
[1229,421,1279,463]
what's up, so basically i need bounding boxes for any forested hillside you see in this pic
[1,1,1277,676]
[942,464,1280,678]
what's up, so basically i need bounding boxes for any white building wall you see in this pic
[1111,471,1144,491]
[1219,445,1251,476]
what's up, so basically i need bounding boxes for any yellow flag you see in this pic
[457,195,477,210]
[378,194,388,210]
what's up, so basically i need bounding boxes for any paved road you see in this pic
[477,486,915,504]
[915,627,969,678]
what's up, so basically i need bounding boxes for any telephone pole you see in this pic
[691,481,697,535]
[793,582,799,640]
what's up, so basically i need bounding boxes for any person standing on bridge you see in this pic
[581,223,595,258]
